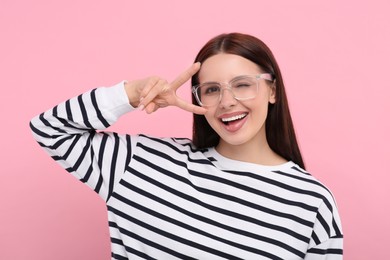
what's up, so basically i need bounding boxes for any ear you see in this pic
[268,82,276,104]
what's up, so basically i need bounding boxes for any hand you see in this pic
[126,63,207,115]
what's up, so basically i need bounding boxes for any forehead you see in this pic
[198,53,262,82]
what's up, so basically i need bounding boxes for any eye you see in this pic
[232,80,253,88]
[201,84,220,95]
[236,83,251,88]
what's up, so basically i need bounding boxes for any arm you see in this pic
[304,199,343,259]
[30,63,206,202]
[30,82,135,201]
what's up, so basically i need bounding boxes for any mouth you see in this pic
[220,113,248,125]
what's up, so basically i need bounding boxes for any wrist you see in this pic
[124,80,140,107]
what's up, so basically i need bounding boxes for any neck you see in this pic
[215,138,287,166]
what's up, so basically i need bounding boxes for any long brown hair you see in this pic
[191,32,305,169]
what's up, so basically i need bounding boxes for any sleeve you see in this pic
[30,81,137,202]
[304,197,344,259]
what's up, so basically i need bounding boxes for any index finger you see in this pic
[170,62,201,90]
[175,97,207,115]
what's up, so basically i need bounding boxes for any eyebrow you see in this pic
[200,74,256,84]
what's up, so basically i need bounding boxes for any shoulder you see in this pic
[275,163,339,209]
[136,134,192,149]
[279,164,342,233]
[134,134,207,156]
[129,134,215,169]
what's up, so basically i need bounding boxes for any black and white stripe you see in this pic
[30,82,343,259]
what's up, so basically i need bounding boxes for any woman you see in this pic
[30,33,343,259]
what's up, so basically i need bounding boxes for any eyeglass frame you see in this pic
[192,73,274,107]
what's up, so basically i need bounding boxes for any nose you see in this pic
[219,88,237,108]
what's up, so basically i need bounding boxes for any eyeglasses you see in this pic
[192,74,274,107]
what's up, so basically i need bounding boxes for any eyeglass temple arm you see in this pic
[259,73,274,81]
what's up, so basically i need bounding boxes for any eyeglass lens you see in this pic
[197,76,258,106]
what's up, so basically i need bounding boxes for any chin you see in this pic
[218,135,252,147]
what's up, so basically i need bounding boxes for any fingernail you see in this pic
[137,104,145,111]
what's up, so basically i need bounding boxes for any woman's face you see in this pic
[198,53,275,149]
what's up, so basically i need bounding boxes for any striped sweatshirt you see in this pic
[30,81,343,259]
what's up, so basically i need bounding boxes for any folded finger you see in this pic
[138,77,162,101]
[144,102,158,114]
[139,79,168,108]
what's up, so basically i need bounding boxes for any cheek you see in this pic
[247,98,270,122]
[204,110,217,126]
[259,88,274,109]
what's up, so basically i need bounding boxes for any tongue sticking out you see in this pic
[221,114,248,132]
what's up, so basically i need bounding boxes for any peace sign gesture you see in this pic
[125,63,207,115]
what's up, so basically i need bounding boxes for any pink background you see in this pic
[1,0,389,259]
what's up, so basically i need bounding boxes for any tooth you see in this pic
[222,114,246,122]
